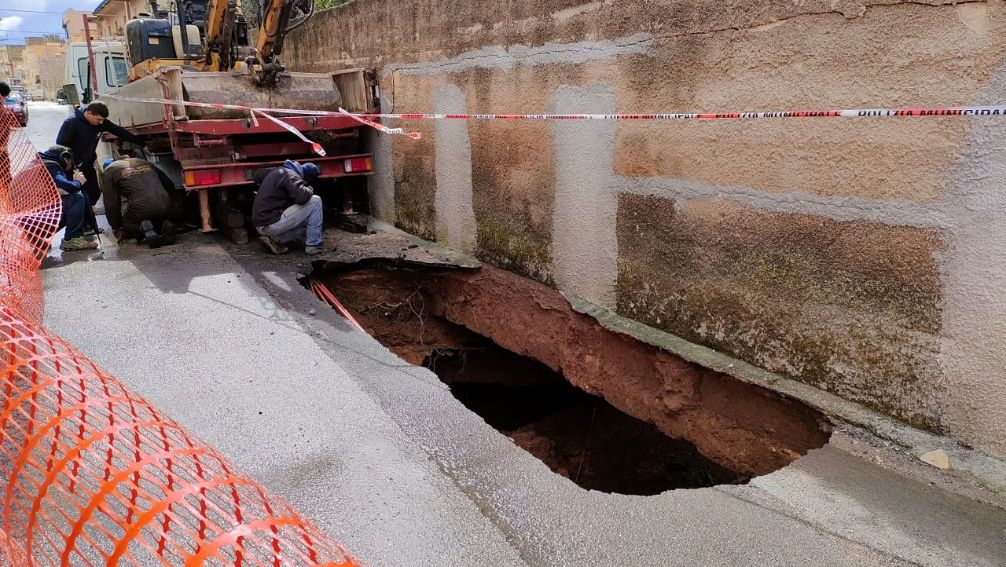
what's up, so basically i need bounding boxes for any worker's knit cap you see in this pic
[282,160,321,183]
[301,163,321,183]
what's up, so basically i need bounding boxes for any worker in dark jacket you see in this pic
[251,160,324,255]
[56,101,146,218]
[39,145,97,251]
[101,157,177,248]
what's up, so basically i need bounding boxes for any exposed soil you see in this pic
[425,345,743,494]
[312,261,831,486]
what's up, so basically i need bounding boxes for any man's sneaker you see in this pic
[83,227,105,236]
[305,244,324,256]
[258,235,289,255]
[140,220,161,249]
[60,236,99,251]
[160,220,177,245]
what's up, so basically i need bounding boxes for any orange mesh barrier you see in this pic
[0,104,61,324]
[0,107,359,565]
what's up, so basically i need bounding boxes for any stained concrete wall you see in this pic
[288,0,1006,458]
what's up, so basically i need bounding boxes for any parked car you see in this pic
[2,94,28,127]
[55,89,68,105]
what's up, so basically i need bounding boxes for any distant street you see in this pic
[24,101,71,151]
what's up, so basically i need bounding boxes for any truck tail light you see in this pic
[343,157,372,173]
[184,169,222,187]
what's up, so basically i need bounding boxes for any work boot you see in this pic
[305,244,324,256]
[160,220,177,245]
[258,235,288,255]
[140,220,162,249]
[60,236,99,251]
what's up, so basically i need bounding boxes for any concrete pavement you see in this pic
[38,230,1006,566]
[23,101,70,151]
[26,101,1006,566]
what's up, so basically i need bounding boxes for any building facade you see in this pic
[0,46,26,87]
[91,0,153,38]
[62,10,94,43]
[21,38,66,99]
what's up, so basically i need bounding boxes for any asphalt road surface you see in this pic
[23,101,71,153]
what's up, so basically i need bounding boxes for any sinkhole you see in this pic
[308,260,832,495]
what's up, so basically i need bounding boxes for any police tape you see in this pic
[99,93,1006,142]
[99,91,420,142]
[101,93,332,155]
[338,107,423,139]
[349,106,1006,120]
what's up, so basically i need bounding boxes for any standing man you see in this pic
[38,145,97,251]
[56,101,146,229]
[101,156,177,248]
[252,160,325,255]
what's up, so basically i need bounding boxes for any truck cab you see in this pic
[64,40,129,104]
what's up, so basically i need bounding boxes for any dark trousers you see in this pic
[59,193,88,240]
[80,165,100,232]
[81,165,100,204]
[123,215,169,239]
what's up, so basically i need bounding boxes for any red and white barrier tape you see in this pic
[338,107,423,140]
[101,93,1006,143]
[102,94,330,155]
[355,106,1006,120]
[101,93,424,142]
[256,110,327,156]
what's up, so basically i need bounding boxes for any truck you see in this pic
[65,0,377,236]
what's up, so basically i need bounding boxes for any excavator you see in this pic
[81,0,376,234]
[128,0,312,87]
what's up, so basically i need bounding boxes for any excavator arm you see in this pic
[202,0,239,70]
[252,0,314,85]
[122,0,317,87]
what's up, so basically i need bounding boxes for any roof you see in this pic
[92,0,132,16]
[92,0,113,15]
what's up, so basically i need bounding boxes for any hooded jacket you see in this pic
[38,146,81,196]
[251,160,316,228]
[100,157,174,232]
[56,109,143,170]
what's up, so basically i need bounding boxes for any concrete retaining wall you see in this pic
[288,0,1006,458]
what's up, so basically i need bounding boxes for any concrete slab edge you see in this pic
[563,293,1006,499]
[305,222,1006,501]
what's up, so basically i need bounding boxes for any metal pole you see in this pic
[177,0,191,59]
[82,14,98,99]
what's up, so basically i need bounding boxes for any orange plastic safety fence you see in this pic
[0,107,359,565]
[0,104,61,324]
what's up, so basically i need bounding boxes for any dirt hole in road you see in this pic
[424,341,744,493]
[310,260,831,495]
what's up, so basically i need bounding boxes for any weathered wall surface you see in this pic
[288,0,1006,458]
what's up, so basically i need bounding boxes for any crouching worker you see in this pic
[101,157,176,248]
[39,145,97,251]
[252,160,324,255]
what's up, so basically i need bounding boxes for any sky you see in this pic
[0,0,103,45]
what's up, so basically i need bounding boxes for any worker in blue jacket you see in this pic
[38,145,97,251]
[56,101,146,233]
